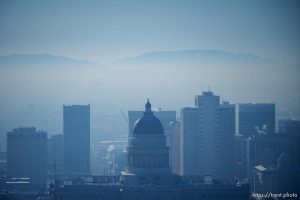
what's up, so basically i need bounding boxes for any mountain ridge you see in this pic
[0,53,104,68]
[117,50,281,66]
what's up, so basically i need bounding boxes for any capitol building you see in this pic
[52,100,249,200]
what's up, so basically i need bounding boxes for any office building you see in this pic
[180,91,234,179]
[169,121,180,174]
[179,107,201,176]
[253,153,300,194]
[63,105,90,176]
[219,102,235,179]
[245,133,299,187]
[7,127,47,191]
[233,135,247,179]
[278,119,300,135]
[48,134,64,175]
[238,103,275,138]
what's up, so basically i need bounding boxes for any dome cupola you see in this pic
[133,99,164,135]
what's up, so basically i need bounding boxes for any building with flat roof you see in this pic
[7,127,47,191]
[63,105,90,176]
[238,103,275,138]
[180,92,235,180]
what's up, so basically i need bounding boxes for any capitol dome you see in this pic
[133,99,164,135]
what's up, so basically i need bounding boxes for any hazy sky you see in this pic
[1,0,299,64]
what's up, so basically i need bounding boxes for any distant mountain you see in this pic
[0,54,104,68]
[117,50,279,66]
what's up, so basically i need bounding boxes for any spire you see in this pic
[145,99,151,112]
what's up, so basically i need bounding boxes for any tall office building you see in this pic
[195,91,221,178]
[48,134,64,175]
[233,135,247,179]
[219,102,235,179]
[63,105,90,176]
[7,127,47,191]
[169,121,180,174]
[179,107,200,176]
[238,103,275,138]
[180,91,235,179]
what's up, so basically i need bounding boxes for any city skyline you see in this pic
[1,94,299,199]
[0,1,299,199]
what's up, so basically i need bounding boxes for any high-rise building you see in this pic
[195,91,221,178]
[233,135,247,179]
[219,102,235,179]
[169,121,180,174]
[180,91,235,179]
[238,103,275,137]
[7,127,47,191]
[179,107,200,176]
[48,134,64,175]
[63,105,90,176]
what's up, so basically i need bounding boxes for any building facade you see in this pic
[48,134,64,175]
[63,105,90,176]
[7,127,47,191]
[238,103,275,138]
[169,121,180,174]
[245,133,298,187]
[180,92,235,179]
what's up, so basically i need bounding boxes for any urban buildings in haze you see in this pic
[7,127,47,191]
[63,105,90,176]
[52,100,249,200]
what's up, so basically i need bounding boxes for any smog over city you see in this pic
[0,0,299,199]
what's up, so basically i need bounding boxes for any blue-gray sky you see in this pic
[0,0,299,64]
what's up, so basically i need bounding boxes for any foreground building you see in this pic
[52,100,249,200]
[7,127,47,191]
[238,103,275,137]
[253,152,300,195]
[245,133,300,188]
